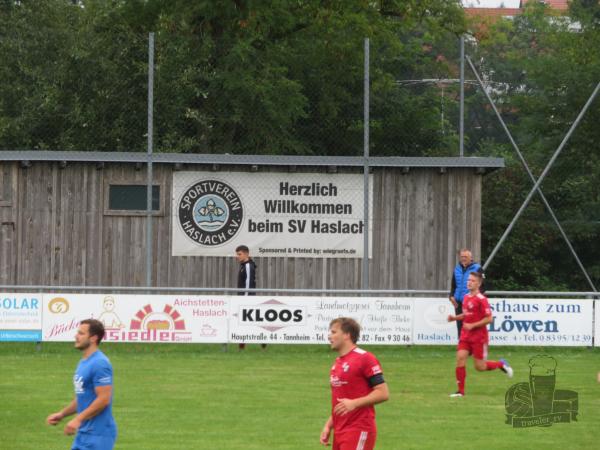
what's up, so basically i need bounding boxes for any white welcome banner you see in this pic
[172,172,373,258]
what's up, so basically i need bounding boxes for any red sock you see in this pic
[456,367,466,394]
[486,360,503,370]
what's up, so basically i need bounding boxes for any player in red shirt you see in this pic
[320,317,389,450]
[447,271,513,397]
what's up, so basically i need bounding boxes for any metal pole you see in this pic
[146,32,155,287]
[466,57,597,291]
[362,37,370,290]
[459,36,465,157]
[0,283,598,297]
[482,77,600,271]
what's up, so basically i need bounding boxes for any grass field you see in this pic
[1,343,598,450]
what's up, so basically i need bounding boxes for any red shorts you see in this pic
[457,339,488,360]
[333,430,376,450]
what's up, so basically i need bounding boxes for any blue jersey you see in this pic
[73,350,117,437]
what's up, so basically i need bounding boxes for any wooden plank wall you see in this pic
[0,162,482,291]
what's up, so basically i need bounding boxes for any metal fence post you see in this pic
[483,80,600,271]
[146,32,155,287]
[363,37,370,291]
[459,35,465,157]
[466,56,597,292]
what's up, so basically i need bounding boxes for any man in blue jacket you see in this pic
[449,248,484,339]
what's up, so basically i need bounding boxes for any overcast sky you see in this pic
[462,0,521,7]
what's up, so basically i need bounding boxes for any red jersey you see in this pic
[330,347,383,433]
[460,292,492,343]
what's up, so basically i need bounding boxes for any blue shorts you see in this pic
[72,432,116,450]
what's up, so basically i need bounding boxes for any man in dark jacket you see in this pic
[449,248,484,338]
[236,245,265,349]
[236,245,256,296]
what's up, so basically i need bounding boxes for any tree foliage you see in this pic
[0,0,467,154]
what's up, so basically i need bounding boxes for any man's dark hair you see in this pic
[81,319,105,344]
[236,245,249,253]
[330,317,361,344]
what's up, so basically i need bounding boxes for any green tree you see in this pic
[0,0,467,155]
[470,1,600,290]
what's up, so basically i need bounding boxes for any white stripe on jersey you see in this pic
[353,347,367,354]
[356,431,368,450]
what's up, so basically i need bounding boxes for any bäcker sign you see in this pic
[172,172,373,258]
[42,294,230,343]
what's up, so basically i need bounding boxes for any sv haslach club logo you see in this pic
[505,355,578,428]
[48,297,70,314]
[178,179,243,247]
[235,299,307,332]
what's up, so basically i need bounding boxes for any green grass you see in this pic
[0,343,598,450]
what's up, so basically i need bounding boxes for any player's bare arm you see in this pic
[447,313,465,322]
[334,382,389,416]
[46,399,77,425]
[462,314,493,331]
[319,415,333,446]
[449,296,458,308]
[64,385,112,435]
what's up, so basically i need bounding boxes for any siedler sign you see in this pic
[42,294,230,344]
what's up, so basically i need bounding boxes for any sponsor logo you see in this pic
[105,303,192,343]
[236,299,306,332]
[73,375,84,395]
[178,179,243,247]
[200,324,218,337]
[490,315,558,334]
[330,374,348,388]
[1,296,39,310]
[48,297,69,314]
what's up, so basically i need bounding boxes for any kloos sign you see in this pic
[236,300,306,332]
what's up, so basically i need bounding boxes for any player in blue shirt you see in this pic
[47,319,117,449]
